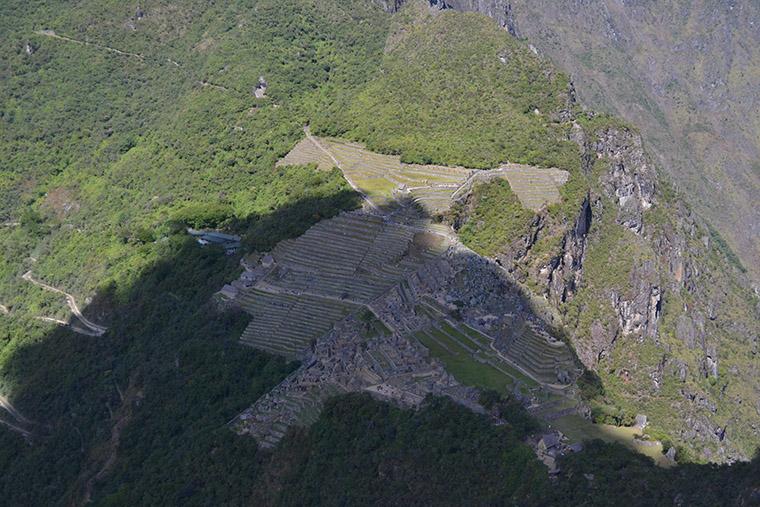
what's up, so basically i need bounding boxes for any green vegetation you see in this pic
[259,393,760,506]
[584,206,653,290]
[358,309,391,339]
[255,394,551,505]
[551,440,760,506]
[412,309,540,393]
[1,0,758,502]
[318,7,580,171]
[0,0,388,502]
[454,180,535,257]
[415,328,514,392]
[574,111,631,135]
[0,235,296,505]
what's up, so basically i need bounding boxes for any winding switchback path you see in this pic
[22,271,107,336]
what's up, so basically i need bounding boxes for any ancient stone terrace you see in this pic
[499,164,569,211]
[451,163,570,212]
[229,234,583,448]
[235,211,450,359]
[266,212,448,304]
[365,247,579,391]
[238,289,360,357]
[499,321,579,386]
[229,137,581,448]
[410,300,541,394]
[276,136,334,171]
[278,133,571,214]
[232,315,477,448]
[277,134,474,213]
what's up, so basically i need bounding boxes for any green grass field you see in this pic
[413,316,540,394]
[550,415,671,467]
[415,329,513,393]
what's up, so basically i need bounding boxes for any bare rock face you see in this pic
[611,275,660,340]
[389,0,760,282]
[253,76,267,99]
[676,314,698,349]
[386,0,758,462]
[593,128,656,234]
[545,195,592,306]
[452,110,758,458]
[581,320,615,368]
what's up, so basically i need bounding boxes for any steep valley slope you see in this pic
[383,0,760,283]
[0,0,758,504]
[328,1,760,463]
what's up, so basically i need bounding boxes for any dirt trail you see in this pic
[0,395,33,426]
[0,395,34,438]
[22,271,107,336]
[35,30,144,60]
[36,316,68,326]
[304,127,380,211]
[199,80,228,91]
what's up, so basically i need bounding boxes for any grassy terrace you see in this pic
[412,309,539,394]
[416,329,511,392]
[239,213,449,359]
[502,324,578,385]
[277,135,473,213]
[276,137,335,171]
[500,164,570,211]
[414,297,578,390]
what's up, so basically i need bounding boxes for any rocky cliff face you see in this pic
[381,0,514,28]
[452,113,759,460]
[379,0,759,461]
[384,0,760,283]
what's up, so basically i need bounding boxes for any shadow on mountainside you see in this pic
[0,191,359,505]
[0,191,757,506]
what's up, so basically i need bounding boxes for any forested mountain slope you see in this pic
[336,1,759,463]
[0,0,758,504]
[387,0,760,282]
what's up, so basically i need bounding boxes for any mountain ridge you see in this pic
[380,0,760,283]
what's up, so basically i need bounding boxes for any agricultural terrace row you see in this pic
[277,135,571,213]
[237,212,450,359]
[416,297,578,389]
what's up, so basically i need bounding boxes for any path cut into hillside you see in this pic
[303,127,381,211]
[35,30,145,60]
[0,395,34,438]
[22,271,107,336]
[33,30,256,100]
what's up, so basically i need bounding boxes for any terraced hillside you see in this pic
[278,135,474,213]
[413,298,539,393]
[501,321,578,386]
[238,289,360,358]
[499,164,569,211]
[236,212,450,358]
[279,133,571,214]
[276,137,335,172]
[415,295,578,389]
